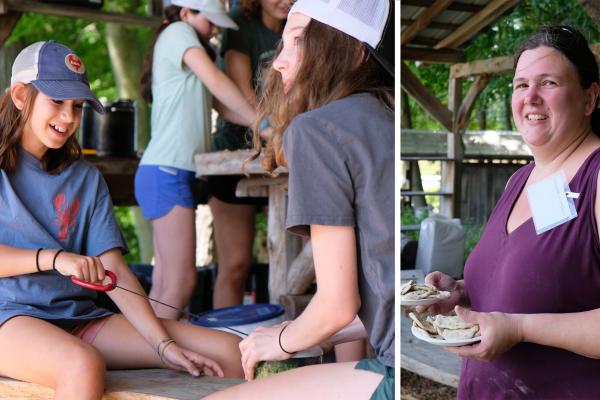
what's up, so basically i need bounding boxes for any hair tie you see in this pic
[52,249,64,271]
[35,248,43,272]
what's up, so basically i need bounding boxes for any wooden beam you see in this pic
[401,0,454,45]
[450,44,600,79]
[401,19,459,31]
[5,0,161,27]
[455,74,491,133]
[286,241,314,296]
[450,55,513,78]
[401,62,453,131]
[435,0,520,49]
[401,0,484,13]
[0,11,20,46]
[401,46,465,63]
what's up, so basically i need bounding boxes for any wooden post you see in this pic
[267,185,302,304]
[286,241,315,295]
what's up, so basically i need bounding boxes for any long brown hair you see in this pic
[0,85,82,174]
[140,6,217,102]
[248,19,394,174]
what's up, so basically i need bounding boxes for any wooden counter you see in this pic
[195,150,315,316]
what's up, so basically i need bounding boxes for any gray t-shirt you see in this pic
[284,93,395,367]
[0,147,127,327]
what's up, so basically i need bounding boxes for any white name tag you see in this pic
[526,170,578,235]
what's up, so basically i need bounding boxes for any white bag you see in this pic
[415,215,465,278]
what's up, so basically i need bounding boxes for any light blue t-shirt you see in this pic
[140,21,213,172]
[0,147,127,328]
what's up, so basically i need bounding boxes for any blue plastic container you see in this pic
[190,304,285,337]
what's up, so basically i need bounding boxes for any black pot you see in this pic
[81,99,136,157]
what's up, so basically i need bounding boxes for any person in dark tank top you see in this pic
[419,26,600,399]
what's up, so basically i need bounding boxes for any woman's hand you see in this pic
[415,271,467,315]
[238,323,294,381]
[52,251,106,283]
[161,342,224,378]
[445,306,523,361]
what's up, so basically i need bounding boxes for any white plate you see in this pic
[411,325,482,347]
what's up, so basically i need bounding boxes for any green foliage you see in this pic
[114,206,140,263]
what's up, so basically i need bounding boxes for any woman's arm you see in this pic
[0,244,105,279]
[223,49,256,106]
[182,46,255,126]
[447,306,600,360]
[99,249,171,349]
[239,224,360,380]
[281,225,361,350]
[98,248,223,376]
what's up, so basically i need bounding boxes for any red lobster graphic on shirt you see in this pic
[53,194,80,241]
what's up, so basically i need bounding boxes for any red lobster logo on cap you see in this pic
[65,54,85,74]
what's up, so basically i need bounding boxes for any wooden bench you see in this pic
[0,369,244,399]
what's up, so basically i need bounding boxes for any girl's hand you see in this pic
[239,323,293,381]
[53,251,106,283]
[416,271,466,315]
[445,306,523,361]
[161,342,224,378]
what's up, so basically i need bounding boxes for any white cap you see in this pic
[290,0,389,49]
[169,0,238,30]
[289,0,393,77]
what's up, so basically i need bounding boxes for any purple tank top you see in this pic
[460,147,600,399]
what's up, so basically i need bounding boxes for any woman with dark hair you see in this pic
[135,0,258,319]
[207,0,394,398]
[420,26,600,398]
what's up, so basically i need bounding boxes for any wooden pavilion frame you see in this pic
[401,0,600,218]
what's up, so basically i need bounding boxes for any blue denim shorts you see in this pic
[134,165,196,220]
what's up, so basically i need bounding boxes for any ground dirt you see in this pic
[401,369,457,400]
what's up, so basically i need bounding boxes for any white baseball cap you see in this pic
[289,0,394,77]
[169,0,238,30]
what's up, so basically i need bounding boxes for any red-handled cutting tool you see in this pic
[71,270,248,337]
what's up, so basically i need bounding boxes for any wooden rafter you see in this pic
[435,0,520,49]
[450,44,600,79]
[401,46,465,63]
[401,62,453,131]
[3,0,161,27]
[0,11,20,45]
[401,0,454,45]
[401,18,459,31]
[401,0,484,13]
[450,56,513,78]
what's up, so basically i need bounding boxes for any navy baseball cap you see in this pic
[11,41,105,114]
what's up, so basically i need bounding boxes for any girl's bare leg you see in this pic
[91,314,244,378]
[209,197,256,308]
[150,205,197,319]
[0,316,106,400]
[205,361,383,399]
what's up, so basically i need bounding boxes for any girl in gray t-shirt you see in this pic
[207,1,395,399]
[0,41,244,398]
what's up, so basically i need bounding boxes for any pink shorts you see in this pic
[67,317,110,344]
